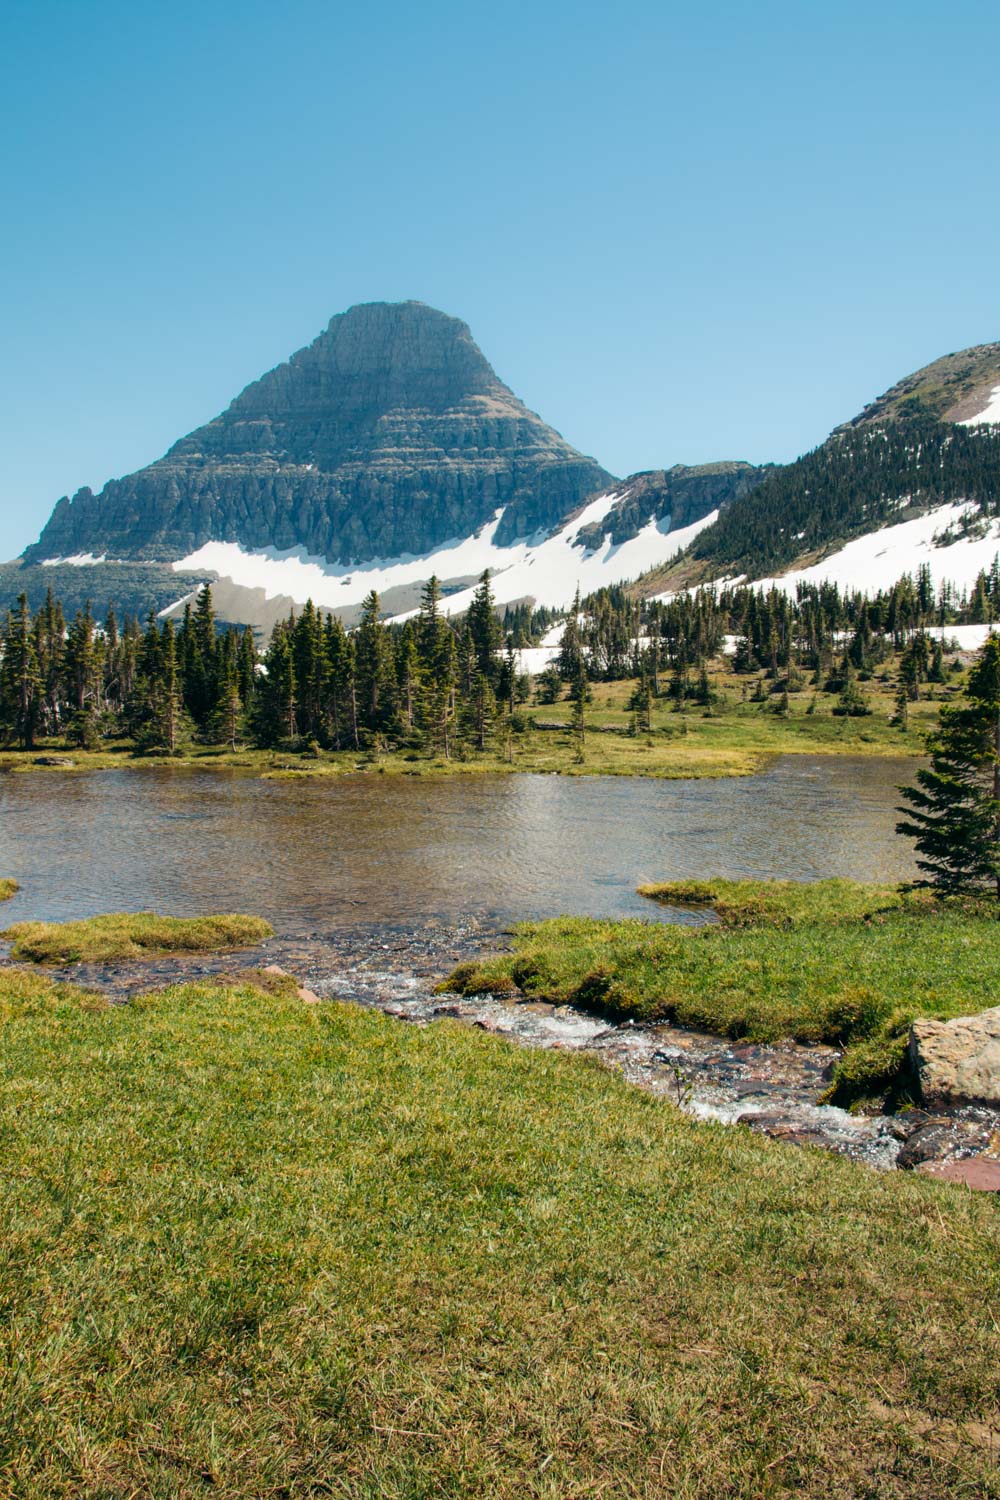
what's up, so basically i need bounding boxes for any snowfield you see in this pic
[959,384,1000,427]
[657,501,1000,605]
[170,497,720,618]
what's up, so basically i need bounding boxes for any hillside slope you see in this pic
[648,342,1000,598]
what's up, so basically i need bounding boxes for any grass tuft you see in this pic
[0,879,18,902]
[0,966,997,1497]
[442,881,1000,1104]
[2,911,273,964]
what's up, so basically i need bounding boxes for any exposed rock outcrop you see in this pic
[574,462,768,551]
[909,1007,1000,1107]
[26,301,614,569]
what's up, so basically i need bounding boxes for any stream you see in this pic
[0,755,931,1168]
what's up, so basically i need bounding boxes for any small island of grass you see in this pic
[440,879,1000,1105]
[0,880,18,903]
[2,911,274,964]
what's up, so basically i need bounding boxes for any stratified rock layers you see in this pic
[28,302,613,567]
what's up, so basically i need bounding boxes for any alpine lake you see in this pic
[1,754,922,1167]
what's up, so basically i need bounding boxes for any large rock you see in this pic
[909,1007,1000,1106]
[25,301,614,570]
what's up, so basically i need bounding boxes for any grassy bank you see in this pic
[1,966,997,1498]
[442,880,1000,1105]
[0,665,936,782]
[2,911,274,964]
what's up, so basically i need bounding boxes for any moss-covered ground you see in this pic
[442,880,1000,1105]
[0,965,997,1498]
[1,911,273,964]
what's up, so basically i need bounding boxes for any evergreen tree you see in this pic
[0,595,42,748]
[354,591,397,736]
[466,570,502,683]
[557,589,585,681]
[897,635,1000,898]
[570,662,587,762]
[255,625,297,746]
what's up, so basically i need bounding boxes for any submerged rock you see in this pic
[909,1007,1000,1106]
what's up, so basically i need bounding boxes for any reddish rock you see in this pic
[916,1158,1000,1192]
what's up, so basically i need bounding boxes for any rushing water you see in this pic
[0,756,925,1168]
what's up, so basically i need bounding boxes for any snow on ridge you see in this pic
[169,496,719,618]
[655,501,1000,605]
[959,384,1000,427]
[41,552,108,567]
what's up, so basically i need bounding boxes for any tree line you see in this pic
[690,413,1000,574]
[0,574,527,756]
[2,555,998,753]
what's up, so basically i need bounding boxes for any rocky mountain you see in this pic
[835,342,1000,430]
[26,301,613,568]
[19,309,996,630]
[15,301,765,626]
[576,463,768,551]
[644,341,1000,602]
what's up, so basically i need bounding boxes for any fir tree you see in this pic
[466,570,502,684]
[897,635,1000,898]
[0,595,42,749]
[557,589,584,682]
[570,662,587,762]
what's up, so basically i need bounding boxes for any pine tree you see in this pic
[557,589,584,682]
[466,671,496,751]
[466,570,502,683]
[570,662,587,762]
[897,635,1000,898]
[211,662,245,750]
[0,595,42,749]
[256,625,297,746]
[354,591,397,737]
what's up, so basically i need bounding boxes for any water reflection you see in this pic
[0,757,919,934]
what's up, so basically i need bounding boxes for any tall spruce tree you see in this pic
[0,595,42,749]
[466,570,502,683]
[897,635,1000,898]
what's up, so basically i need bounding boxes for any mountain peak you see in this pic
[27,303,613,567]
[838,340,1000,430]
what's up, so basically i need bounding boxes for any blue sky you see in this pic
[2,0,998,560]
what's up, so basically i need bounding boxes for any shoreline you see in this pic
[0,736,924,784]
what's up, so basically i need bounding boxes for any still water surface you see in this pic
[0,756,919,933]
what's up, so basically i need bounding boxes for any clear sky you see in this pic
[2,0,998,560]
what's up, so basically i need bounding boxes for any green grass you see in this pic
[0,880,18,903]
[0,664,940,783]
[1,911,274,964]
[442,881,1000,1105]
[0,966,997,1498]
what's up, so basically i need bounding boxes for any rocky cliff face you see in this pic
[574,462,769,551]
[26,301,613,567]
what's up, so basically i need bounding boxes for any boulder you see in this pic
[908,1007,1000,1106]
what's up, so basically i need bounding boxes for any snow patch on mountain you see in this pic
[959,384,1000,427]
[658,501,1000,603]
[170,496,719,617]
